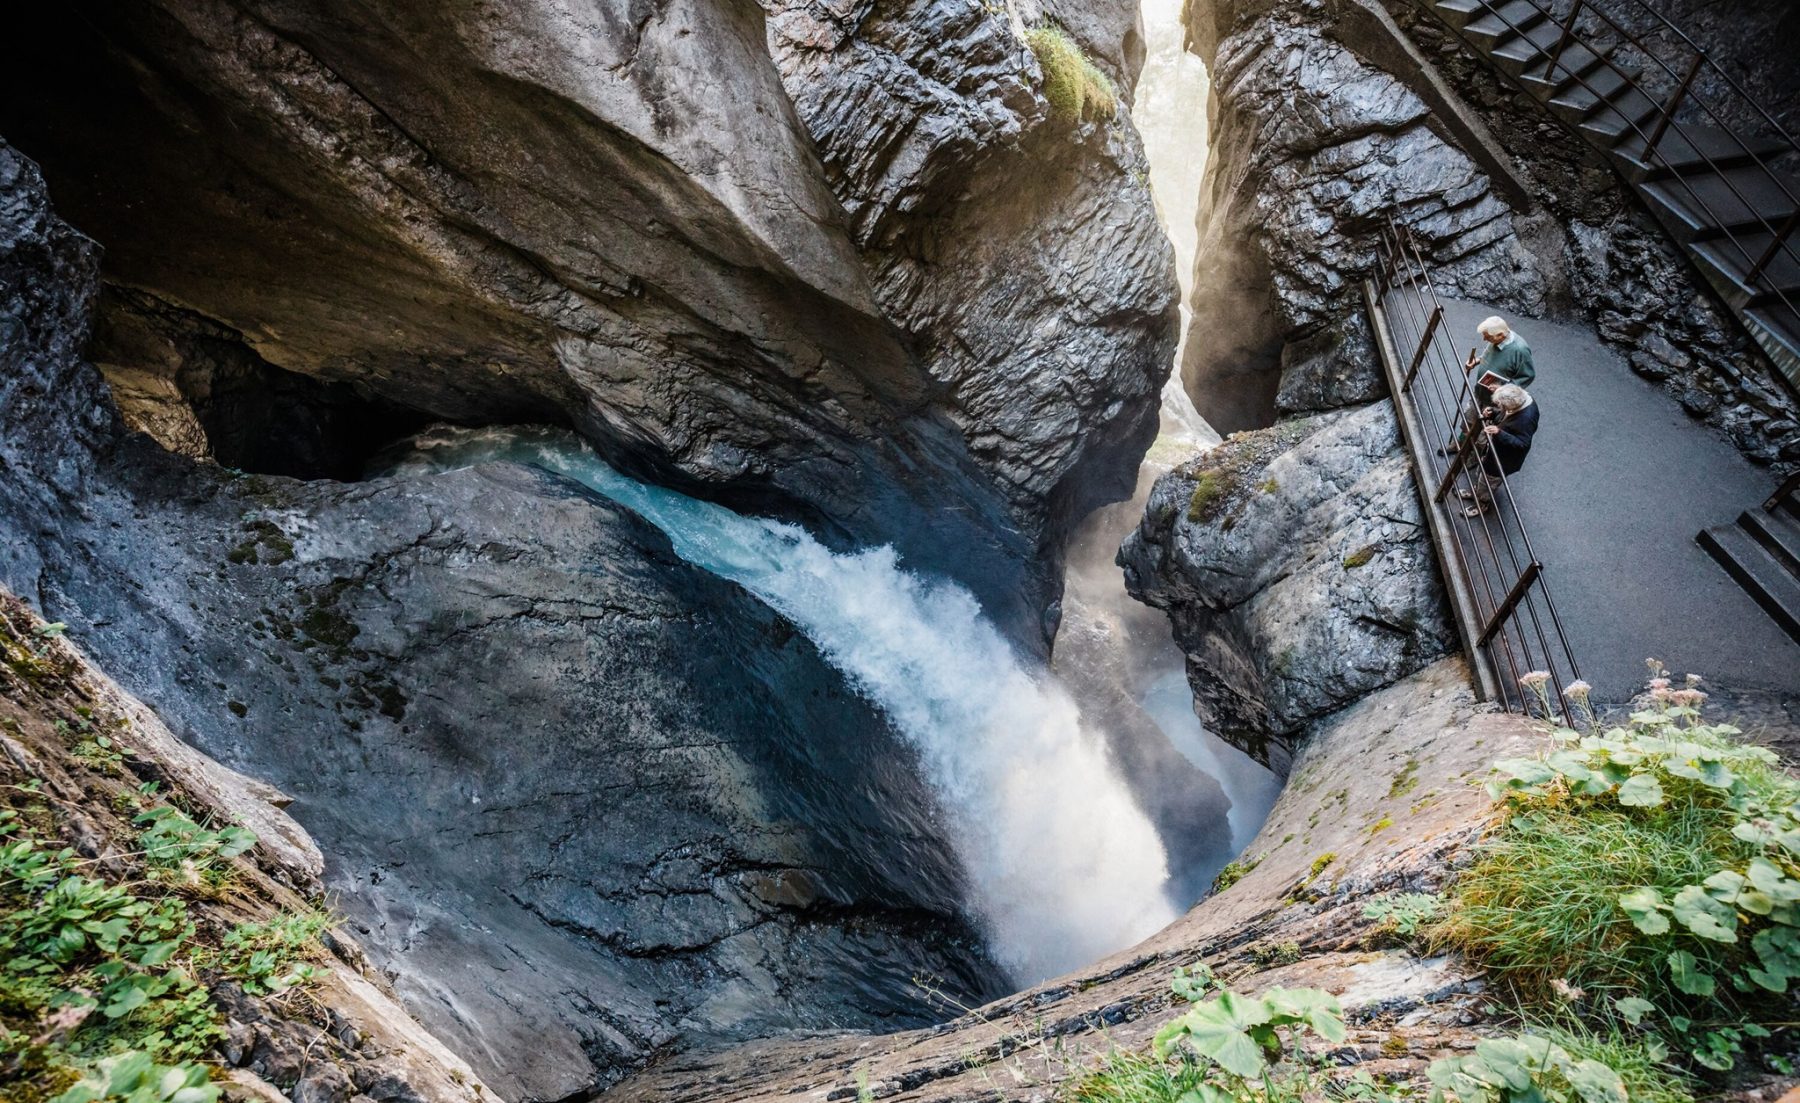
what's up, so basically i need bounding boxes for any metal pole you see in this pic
[1645,53,1704,154]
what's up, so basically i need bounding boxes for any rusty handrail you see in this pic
[1376,217,1584,720]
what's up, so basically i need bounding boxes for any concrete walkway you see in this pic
[1436,297,1800,704]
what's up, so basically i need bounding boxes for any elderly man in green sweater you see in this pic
[1464,315,1536,391]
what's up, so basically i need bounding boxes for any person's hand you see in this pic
[1480,407,1495,418]
[1464,357,1478,371]
[1484,425,1501,436]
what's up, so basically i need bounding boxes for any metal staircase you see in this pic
[1411,0,1800,392]
[1699,473,1800,645]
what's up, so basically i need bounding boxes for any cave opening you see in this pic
[90,286,434,481]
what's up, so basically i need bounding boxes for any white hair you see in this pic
[1493,383,1530,411]
[1478,316,1511,339]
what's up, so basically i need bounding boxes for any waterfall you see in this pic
[376,426,1177,983]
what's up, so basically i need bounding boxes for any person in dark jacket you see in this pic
[1460,384,1538,518]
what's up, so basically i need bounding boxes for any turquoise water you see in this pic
[377,425,1179,982]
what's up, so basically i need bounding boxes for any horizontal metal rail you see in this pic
[1373,217,1584,721]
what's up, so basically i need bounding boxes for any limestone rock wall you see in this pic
[0,0,1177,639]
[1119,402,1454,770]
[2,129,1006,1102]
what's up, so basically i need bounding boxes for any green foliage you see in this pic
[215,910,331,996]
[1152,964,1346,1081]
[1210,853,1262,895]
[1186,470,1237,524]
[1426,1035,1626,1103]
[1025,26,1117,123]
[133,808,254,883]
[1439,675,1800,1072]
[1341,544,1379,570]
[50,1051,218,1103]
[1362,893,1441,938]
[2,793,327,1098]
[1532,1020,1693,1103]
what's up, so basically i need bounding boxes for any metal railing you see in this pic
[1767,470,1800,514]
[1373,218,1583,722]
[1417,0,1800,388]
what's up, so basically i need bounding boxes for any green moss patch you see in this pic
[1025,26,1117,123]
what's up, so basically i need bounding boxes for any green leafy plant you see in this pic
[1211,853,1262,895]
[1426,1035,1626,1103]
[1025,26,1117,123]
[133,807,254,880]
[1439,665,1800,1071]
[50,1051,217,1103]
[215,909,332,996]
[1362,893,1441,938]
[1152,964,1346,1086]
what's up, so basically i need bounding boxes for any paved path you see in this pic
[1436,297,1800,704]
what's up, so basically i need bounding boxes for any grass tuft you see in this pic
[1025,26,1117,123]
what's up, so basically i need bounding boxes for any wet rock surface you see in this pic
[1119,403,1455,771]
[0,0,1176,639]
[2,135,1004,1102]
[606,660,1538,1103]
[1179,0,1549,433]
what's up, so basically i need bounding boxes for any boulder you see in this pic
[1118,402,1455,770]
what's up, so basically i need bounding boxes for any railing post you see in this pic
[1748,210,1799,284]
[1546,0,1584,85]
[1404,304,1443,392]
[1766,469,1800,513]
[1478,562,1543,645]
[1645,53,1704,153]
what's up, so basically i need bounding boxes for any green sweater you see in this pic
[1479,336,1536,389]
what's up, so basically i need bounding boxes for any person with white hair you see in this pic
[1460,383,1539,518]
[1464,315,1536,391]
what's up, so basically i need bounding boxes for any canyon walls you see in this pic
[0,0,1177,642]
[0,0,1185,1095]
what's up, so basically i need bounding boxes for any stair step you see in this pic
[1546,65,1632,121]
[1466,0,1551,47]
[1699,524,1800,644]
[1742,305,1800,392]
[1521,42,1612,88]
[1491,19,1571,71]
[1691,233,1800,302]
[1612,124,1792,182]
[1744,508,1800,576]
[1433,0,1491,31]
[1640,163,1800,239]
[1576,87,1663,144]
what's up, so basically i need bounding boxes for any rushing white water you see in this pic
[379,426,1177,983]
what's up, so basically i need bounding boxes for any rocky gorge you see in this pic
[3,0,1799,1101]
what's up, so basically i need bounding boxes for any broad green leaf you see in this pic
[1748,858,1800,902]
[1672,885,1738,942]
[1496,758,1557,786]
[1161,991,1271,1077]
[1263,986,1346,1043]
[1472,1038,1539,1091]
[1745,967,1787,993]
[1668,950,1716,997]
[1618,887,1669,935]
[1616,773,1664,807]
[1565,1058,1628,1103]
[1611,996,1655,1025]
[103,982,149,1019]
